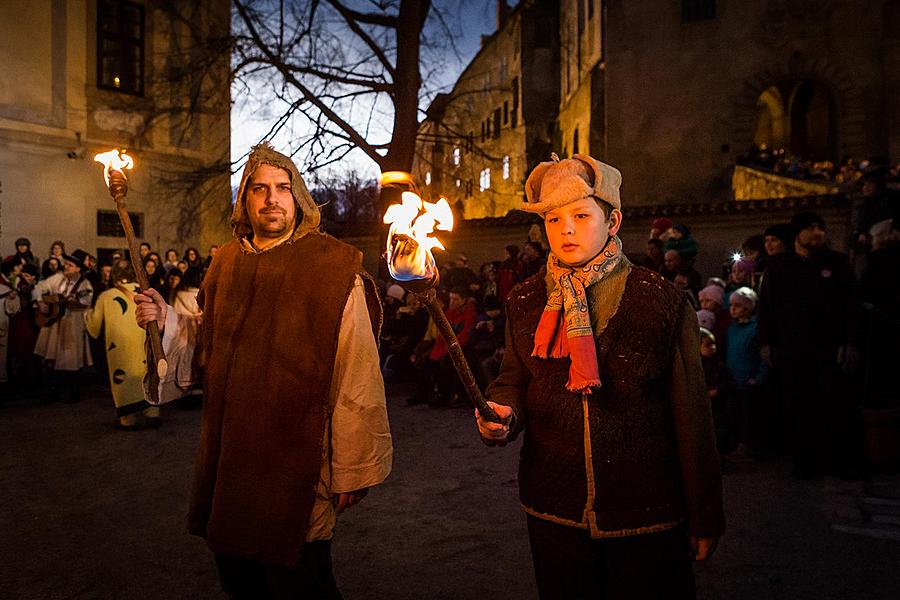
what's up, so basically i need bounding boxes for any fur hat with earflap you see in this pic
[522,153,622,214]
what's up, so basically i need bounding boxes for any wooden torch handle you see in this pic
[109,171,169,393]
[420,290,501,423]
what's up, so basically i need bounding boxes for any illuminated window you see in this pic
[453,147,461,166]
[425,171,431,185]
[97,0,145,95]
[502,156,510,180]
[479,168,491,192]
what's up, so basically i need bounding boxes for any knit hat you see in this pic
[706,277,726,289]
[763,223,793,244]
[730,286,758,310]
[790,211,825,235]
[733,257,756,274]
[696,309,716,331]
[672,223,691,238]
[698,285,724,306]
[522,153,622,214]
[15,237,30,247]
[651,217,672,231]
[386,284,405,301]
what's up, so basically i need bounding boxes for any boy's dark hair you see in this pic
[450,286,469,298]
[591,196,614,220]
[648,238,664,250]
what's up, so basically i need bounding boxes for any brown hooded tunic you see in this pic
[185,143,383,567]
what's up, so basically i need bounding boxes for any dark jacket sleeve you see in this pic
[669,298,726,538]
[485,311,530,439]
[756,263,774,348]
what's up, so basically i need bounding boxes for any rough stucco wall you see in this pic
[604,0,891,206]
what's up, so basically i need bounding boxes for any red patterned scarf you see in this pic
[532,236,624,393]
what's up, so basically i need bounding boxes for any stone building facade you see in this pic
[596,0,898,205]
[0,0,231,262]
[413,0,559,219]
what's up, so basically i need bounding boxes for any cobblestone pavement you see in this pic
[1,383,899,599]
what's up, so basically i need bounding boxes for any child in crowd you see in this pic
[724,287,768,462]
[700,327,729,456]
[725,257,756,306]
[699,284,729,345]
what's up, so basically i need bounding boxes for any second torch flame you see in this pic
[93,148,134,186]
[383,191,454,282]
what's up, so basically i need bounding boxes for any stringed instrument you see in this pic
[36,293,64,327]
[35,276,88,327]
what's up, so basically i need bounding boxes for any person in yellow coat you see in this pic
[85,260,160,430]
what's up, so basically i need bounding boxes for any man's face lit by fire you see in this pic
[246,164,297,243]
[543,198,621,267]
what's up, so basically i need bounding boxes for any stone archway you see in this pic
[733,51,866,161]
[753,79,836,160]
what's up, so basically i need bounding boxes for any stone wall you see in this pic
[603,0,894,205]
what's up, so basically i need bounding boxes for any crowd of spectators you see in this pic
[737,145,900,188]
[1,239,216,428]
[3,177,897,464]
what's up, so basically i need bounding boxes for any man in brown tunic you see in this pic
[476,155,724,599]
[136,143,391,598]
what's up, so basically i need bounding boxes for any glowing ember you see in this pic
[93,148,134,186]
[383,191,454,281]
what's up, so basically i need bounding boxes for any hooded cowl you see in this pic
[231,142,321,244]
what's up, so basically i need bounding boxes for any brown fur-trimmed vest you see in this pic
[188,231,381,567]
[498,266,723,537]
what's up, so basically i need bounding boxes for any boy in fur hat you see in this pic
[475,154,724,599]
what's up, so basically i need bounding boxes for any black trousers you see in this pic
[526,515,696,600]
[215,541,342,600]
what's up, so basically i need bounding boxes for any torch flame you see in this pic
[93,148,134,187]
[383,190,454,281]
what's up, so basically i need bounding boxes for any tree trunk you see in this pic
[382,0,430,174]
